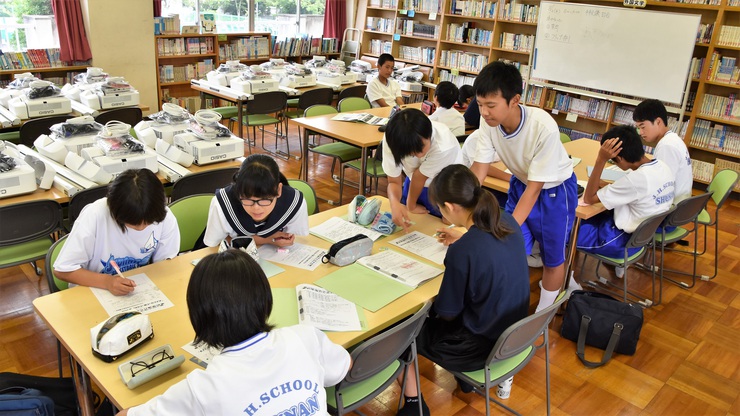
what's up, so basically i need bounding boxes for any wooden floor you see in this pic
[2,127,739,415]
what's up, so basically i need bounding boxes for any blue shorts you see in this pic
[505,174,578,268]
[576,211,641,258]
[401,177,442,218]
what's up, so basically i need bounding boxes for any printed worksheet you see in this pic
[297,284,361,331]
[389,231,447,265]
[357,250,443,287]
[309,216,383,243]
[182,342,221,368]
[258,243,326,271]
[90,273,173,316]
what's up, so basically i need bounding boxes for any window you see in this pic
[0,0,60,52]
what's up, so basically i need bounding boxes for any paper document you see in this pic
[90,273,174,316]
[258,243,326,271]
[331,113,388,126]
[310,216,383,243]
[357,250,443,287]
[587,165,629,182]
[182,342,221,368]
[389,231,447,265]
[297,284,362,331]
[571,156,582,168]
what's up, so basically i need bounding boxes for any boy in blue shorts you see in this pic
[470,61,578,312]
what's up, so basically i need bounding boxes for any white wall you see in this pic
[80,0,158,115]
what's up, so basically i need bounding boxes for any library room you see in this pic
[0,0,738,414]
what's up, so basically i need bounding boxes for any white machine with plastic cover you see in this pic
[8,80,73,119]
[35,116,103,156]
[315,59,357,86]
[278,63,317,88]
[206,60,248,86]
[394,65,423,92]
[172,109,244,166]
[349,60,375,83]
[77,77,140,110]
[138,103,192,145]
[260,58,287,74]
[0,141,42,198]
[229,65,280,94]
[0,72,39,108]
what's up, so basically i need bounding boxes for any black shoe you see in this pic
[397,395,430,416]
[455,376,475,393]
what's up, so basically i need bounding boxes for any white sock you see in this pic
[536,287,560,312]
[567,274,582,291]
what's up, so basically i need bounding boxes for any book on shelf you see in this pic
[200,13,216,33]
[691,159,715,183]
[296,284,362,332]
[154,14,180,35]
[271,36,338,57]
[0,48,74,70]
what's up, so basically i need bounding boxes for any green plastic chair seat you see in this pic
[697,209,710,225]
[287,179,319,215]
[461,347,533,384]
[283,109,303,119]
[312,142,362,162]
[560,132,571,143]
[168,194,213,253]
[211,107,238,119]
[593,247,646,265]
[654,227,689,243]
[238,114,281,126]
[326,360,400,409]
[0,237,54,267]
[0,131,21,144]
[345,158,386,176]
[287,98,299,107]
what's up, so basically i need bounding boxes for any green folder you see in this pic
[259,259,285,278]
[314,263,414,312]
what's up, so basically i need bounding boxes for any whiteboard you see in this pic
[531,2,700,104]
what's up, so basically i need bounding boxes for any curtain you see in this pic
[323,0,347,46]
[154,0,162,17]
[51,0,92,63]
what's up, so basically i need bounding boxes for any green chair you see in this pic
[302,105,362,181]
[211,106,239,131]
[326,302,431,415]
[697,169,739,281]
[0,130,21,144]
[338,143,386,205]
[168,194,214,253]
[560,132,571,143]
[45,235,69,377]
[170,167,239,203]
[231,91,289,159]
[0,199,63,276]
[450,292,568,416]
[287,179,319,215]
[283,88,334,143]
[338,96,371,112]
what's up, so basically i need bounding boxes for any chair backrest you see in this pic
[626,208,675,249]
[487,291,568,364]
[297,87,334,110]
[341,302,431,385]
[0,199,62,247]
[287,179,319,215]
[560,132,571,143]
[67,185,109,230]
[304,104,338,118]
[707,169,739,209]
[94,107,143,126]
[664,191,714,228]
[168,194,214,253]
[246,91,288,115]
[338,97,371,112]
[338,84,367,101]
[45,235,69,293]
[19,115,73,147]
[170,167,239,203]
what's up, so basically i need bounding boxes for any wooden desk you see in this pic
[33,198,445,413]
[290,103,422,198]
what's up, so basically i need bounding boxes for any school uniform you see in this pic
[203,184,308,247]
[474,104,578,267]
[127,325,351,416]
[463,96,480,129]
[577,159,675,258]
[382,121,462,217]
[461,130,499,168]
[54,198,180,276]
[417,214,530,372]
[655,131,692,203]
[366,76,402,108]
[429,106,465,136]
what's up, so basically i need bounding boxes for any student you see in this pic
[455,84,475,110]
[633,98,692,204]
[397,165,529,415]
[382,108,462,228]
[203,154,308,248]
[53,169,179,296]
[469,61,578,312]
[463,96,480,129]
[578,125,675,268]
[428,81,465,136]
[366,53,405,108]
[117,249,351,416]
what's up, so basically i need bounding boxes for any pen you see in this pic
[110,260,135,287]
[433,224,455,238]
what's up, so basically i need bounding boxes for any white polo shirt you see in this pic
[429,106,465,136]
[654,131,692,203]
[366,76,403,108]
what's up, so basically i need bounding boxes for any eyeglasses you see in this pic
[240,197,276,207]
[129,349,174,378]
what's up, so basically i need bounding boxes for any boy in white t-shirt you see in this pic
[429,81,465,136]
[578,125,675,259]
[382,108,462,229]
[366,53,405,108]
[54,169,180,296]
[469,61,578,312]
[633,99,692,204]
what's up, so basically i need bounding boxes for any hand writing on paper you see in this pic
[434,227,462,246]
[106,275,136,296]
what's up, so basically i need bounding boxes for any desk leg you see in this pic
[359,147,368,197]
[237,99,244,148]
[71,358,96,416]
[301,126,309,181]
[563,217,582,292]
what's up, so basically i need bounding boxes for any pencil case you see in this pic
[322,234,373,267]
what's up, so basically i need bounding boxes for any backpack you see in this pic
[0,386,55,415]
[0,372,78,416]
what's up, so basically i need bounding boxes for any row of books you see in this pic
[369,0,398,7]
[0,71,84,88]
[156,37,216,57]
[397,20,440,39]
[438,69,476,87]
[162,94,202,114]
[448,0,497,18]
[612,105,636,125]
[498,0,539,23]
[370,39,393,55]
[729,0,740,5]
[691,159,715,183]
[696,23,714,44]
[545,91,613,121]
[271,37,338,57]
[717,26,740,48]
[399,45,436,64]
[525,85,545,106]
[446,23,493,46]
[0,48,84,70]
[558,126,603,142]
[698,93,740,121]
[690,120,740,156]
[499,32,535,52]
[154,15,181,35]
[366,17,395,33]
[656,0,720,5]
[691,57,705,80]
[399,0,441,13]
[439,50,489,71]
[159,60,215,83]
[706,53,739,85]
[668,117,689,138]
[220,36,270,60]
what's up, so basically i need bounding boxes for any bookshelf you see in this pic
[0,65,90,89]
[270,36,341,62]
[216,32,272,65]
[154,33,218,111]
[354,0,740,192]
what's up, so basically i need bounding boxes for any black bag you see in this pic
[0,372,77,416]
[560,290,644,368]
[0,386,55,415]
